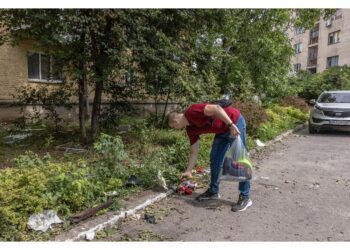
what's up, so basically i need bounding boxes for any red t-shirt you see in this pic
[184,103,240,145]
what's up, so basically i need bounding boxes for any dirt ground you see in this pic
[96,128,350,241]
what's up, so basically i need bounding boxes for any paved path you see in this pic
[99,129,350,241]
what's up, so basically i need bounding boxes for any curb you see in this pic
[249,122,308,157]
[55,122,307,241]
[55,189,174,241]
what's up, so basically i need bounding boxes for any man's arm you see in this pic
[180,140,199,178]
[204,104,240,136]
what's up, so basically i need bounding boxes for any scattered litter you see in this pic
[157,170,168,190]
[170,207,185,215]
[125,175,141,188]
[103,191,118,197]
[85,231,95,241]
[27,210,63,232]
[284,180,291,184]
[130,214,141,220]
[307,182,320,189]
[144,214,156,224]
[3,133,32,144]
[56,142,86,153]
[257,182,279,190]
[255,139,266,147]
[176,180,197,195]
[260,176,270,180]
[196,166,204,174]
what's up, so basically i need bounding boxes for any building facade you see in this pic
[0,40,177,122]
[289,9,350,74]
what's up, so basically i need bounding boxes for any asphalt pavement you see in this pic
[98,128,350,241]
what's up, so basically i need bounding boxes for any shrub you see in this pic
[256,105,308,142]
[0,153,97,240]
[290,66,350,100]
[233,100,268,135]
[279,96,310,113]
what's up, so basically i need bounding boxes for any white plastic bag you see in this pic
[220,136,253,182]
[27,210,63,232]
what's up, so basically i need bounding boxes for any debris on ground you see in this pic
[257,182,279,190]
[196,166,204,174]
[56,142,86,153]
[157,170,168,190]
[27,210,63,232]
[255,139,266,147]
[144,214,157,224]
[85,231,95,241]
[125,175,141,188]
[70,197,115,224]
[306,182,320,189]
[260,176,270,180]
[176,180,197,195]
[3,133,32,144]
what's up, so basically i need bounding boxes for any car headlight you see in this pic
[313,105,324,115]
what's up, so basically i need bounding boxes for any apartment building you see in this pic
[289,9,350,74]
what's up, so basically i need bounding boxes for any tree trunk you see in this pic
[91,79,103,141]
[78,75,88,142]
[161,87,171,128]
[78,31,88,143]
[90,15,114,141]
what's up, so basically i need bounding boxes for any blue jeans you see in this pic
[209,114,250,198]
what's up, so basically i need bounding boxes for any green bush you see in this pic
[0,153,96,240]
[289,66,350,101]
[279,96,309,113]
[256,105,308,142]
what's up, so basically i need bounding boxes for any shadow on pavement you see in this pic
[171,192,233,209]
[295,127,350,137]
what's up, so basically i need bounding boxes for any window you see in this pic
[27,52,63,82]
[293,63,301,73]
[295,27,304,35]
[308,46,318,67]
[309,24,319,44]
[334,9,342,20]
[327,56,339,68]
[328,30,340,45]
[294,43,303,54]
[308,68,317,74]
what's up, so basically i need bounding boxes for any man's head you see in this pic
[167,111,186,129]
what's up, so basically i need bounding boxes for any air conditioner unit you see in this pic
[325,19,332,27]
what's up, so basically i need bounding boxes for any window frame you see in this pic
[326,55,339,69]
[293,63,301,73]
[295,27,304,35]
[328,30,340,45]
[27,52,64,84]
[294,43,303,54]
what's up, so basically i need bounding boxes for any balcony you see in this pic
[309,36,319,45]
[307,58,317,67]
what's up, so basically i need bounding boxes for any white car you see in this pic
[309,90,350,134]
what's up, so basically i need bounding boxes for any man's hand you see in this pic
[229,123,240,137]
[180,170,193,179]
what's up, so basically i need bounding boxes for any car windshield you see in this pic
[318,93,350,103]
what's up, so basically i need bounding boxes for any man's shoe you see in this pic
[231,195,252,212]
[195,189,220,201]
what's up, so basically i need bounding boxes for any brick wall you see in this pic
[0,41,36,102]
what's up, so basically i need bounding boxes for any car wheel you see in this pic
[308,122,316,134]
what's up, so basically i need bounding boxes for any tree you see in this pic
[0,9,334,140]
